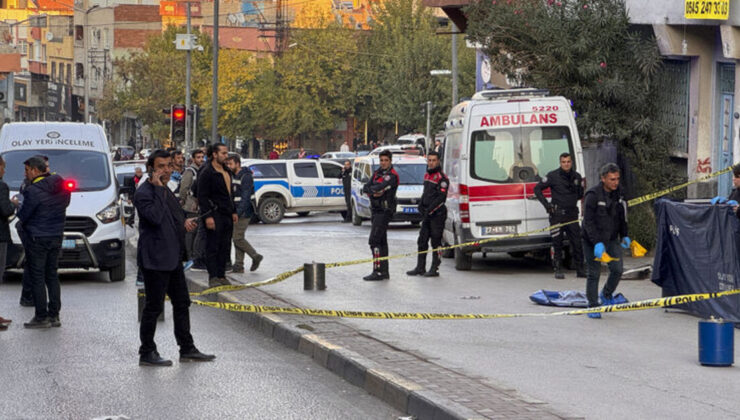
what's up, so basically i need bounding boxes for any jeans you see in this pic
[0,242,7,283]
[139,265,195,355]
[206,214,233,279]
[28,236,62,319]
[232,216,258,267]
[550,212,583,272]
[583,239,623,307]
[417,210,445,268]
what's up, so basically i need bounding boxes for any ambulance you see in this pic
[0,122,128,281]
[442,89,585,270]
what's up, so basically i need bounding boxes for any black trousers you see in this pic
[206,214,233,279]
[369,210,392,273]
[139,265,195,355]
[550,212,583,271]
[28,236,62,319]
[343,186,352,220]
[417,210,446,267]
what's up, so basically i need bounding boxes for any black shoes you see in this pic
[23,317,51,329]
[363,271,389,281]
[422,269,439,277]
[250,254,263,272]
[232,265,245,274]
[139,351,173,367]
[554,270,565,279]
[19,298,34,307]
[49,316,61,328]
[208,277,231,287]
[180,349,216,363]
[406,267,425,276]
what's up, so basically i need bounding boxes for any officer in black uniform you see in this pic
[534,152,586,279]
[362,150,399,281]
[340,160,352,222]
[407,151,448,277]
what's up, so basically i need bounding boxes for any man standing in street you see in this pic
[407,151,448,277]
[340,141,350,153]
[582,163,630,319]
[0,156,16,329]
[197,143,237,287]
[340,160,352,222]
[362,150,399,281]
[16,156,70,328]
[168,150,185,196]
[226,155,263,273]
[180,149,205,268]
[135,149,215,366]
[534,152,586,279]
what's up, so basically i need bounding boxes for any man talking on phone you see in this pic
[134,149,215,366]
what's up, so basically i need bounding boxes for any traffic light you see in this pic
[171,104,186,144]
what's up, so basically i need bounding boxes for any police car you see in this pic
[350,155,427,225]
[0,122,128,281]
[441,88,585,270]
[243,159,346,223]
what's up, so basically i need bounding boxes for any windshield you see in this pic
[470,126,573,183]
[372,164,426,185]
[2,150,112,191]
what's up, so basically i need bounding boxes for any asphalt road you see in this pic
[0,253,399,419]
[228,212,740,420]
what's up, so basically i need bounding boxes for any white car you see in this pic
[369,144,425,157]
[321,151,356,159]
[243,159,346,223]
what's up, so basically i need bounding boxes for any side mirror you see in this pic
[120,175,136,195]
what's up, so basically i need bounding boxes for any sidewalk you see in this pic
[186,269,578,420]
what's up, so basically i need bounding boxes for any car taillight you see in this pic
[459,184,470,223]
[64,180,76,191]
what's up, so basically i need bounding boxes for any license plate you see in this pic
[62,239,76,249]
[402,207,419,214]
[481,225,517,235]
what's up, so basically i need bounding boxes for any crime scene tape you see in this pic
[191,289,740,320]
[187,164,733,297]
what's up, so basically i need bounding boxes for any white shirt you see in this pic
[340,143,349,152]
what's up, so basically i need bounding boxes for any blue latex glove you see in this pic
[621,236,631,249]
[711,196,728,205]
[594,242,605,259]
[728,200,739,206]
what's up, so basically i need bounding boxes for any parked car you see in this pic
[244,159,346,223]
[111,145,136,161]
[350,155,427,225]
[279,148,320,159]
[113,160,146,225]
[369,144,425,157]
[321,151,356,159]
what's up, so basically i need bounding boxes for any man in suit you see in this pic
[0,156,15,330]
[134,149,215,366]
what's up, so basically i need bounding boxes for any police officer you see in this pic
[362,150,399,281]
[582,163,630,319]
[407,151,448,277]
[340,160,352,222]
[534,152,586,279]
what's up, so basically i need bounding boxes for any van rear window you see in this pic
[2,150,111,191]
[250,163,287,179]
[470,126,573,183]
[372,164,426,185]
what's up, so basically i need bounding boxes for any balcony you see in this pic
[28,61,47,75]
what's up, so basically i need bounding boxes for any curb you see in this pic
[186,275,488,420]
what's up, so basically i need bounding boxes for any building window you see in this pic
[75,63,83,80]
[51,62,56,80]
[66,63,71,85]
[75,25,83,41]
[58,64,64,83]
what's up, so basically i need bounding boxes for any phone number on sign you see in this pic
[685,0,729,18]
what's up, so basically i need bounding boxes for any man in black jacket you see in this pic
[226,155,262,273]
[16,156,70,329]
[407,151,448,277]
[582,163,630,319]
[0,156,16,330]
[135,149,215,366]
[340,160,352,222]
[534,153,586,279]
[362,150,399,281]
[197,143,237,287]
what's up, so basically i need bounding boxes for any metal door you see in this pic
[718,94,734,196]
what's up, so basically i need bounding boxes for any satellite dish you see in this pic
[45,31,53,41]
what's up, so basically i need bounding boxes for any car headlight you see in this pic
[96,201,121,224]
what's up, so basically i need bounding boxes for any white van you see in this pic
[442,89,585,270]
[0,122,128,281]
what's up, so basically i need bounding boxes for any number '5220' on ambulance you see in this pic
[0,122,128,282]
[442,89,585,271]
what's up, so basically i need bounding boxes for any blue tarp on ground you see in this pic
[529,290,628,307]
[651,199,740,321]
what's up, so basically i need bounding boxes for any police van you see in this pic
[0,122,128,281]
[442,89,585,270]
[350,154,427,225]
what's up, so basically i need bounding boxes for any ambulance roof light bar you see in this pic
[472,88,550,101]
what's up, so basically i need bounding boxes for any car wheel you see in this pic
[508,251,526,258]
[454,237,472,271]
[259,197,285,224]
[296,211,310,217]
[441,241,454,259]
[109,248,126,282]
[351,201,362,226]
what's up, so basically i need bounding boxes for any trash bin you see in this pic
[698,317,734,366]
[303,262,326,291]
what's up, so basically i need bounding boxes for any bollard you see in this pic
[137,288,165,323]
[698,317,734,366]
[303,262,326,291]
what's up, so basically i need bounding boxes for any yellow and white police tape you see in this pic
[191,288,740,319]
[188,165,733,297]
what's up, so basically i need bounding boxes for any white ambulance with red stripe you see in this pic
[441,89,584,270]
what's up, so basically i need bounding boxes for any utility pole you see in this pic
[185,1,192,149]
[451,22,458,107]
[425,101,432,153]
[83,6,90,123]
[211,0,219,144]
